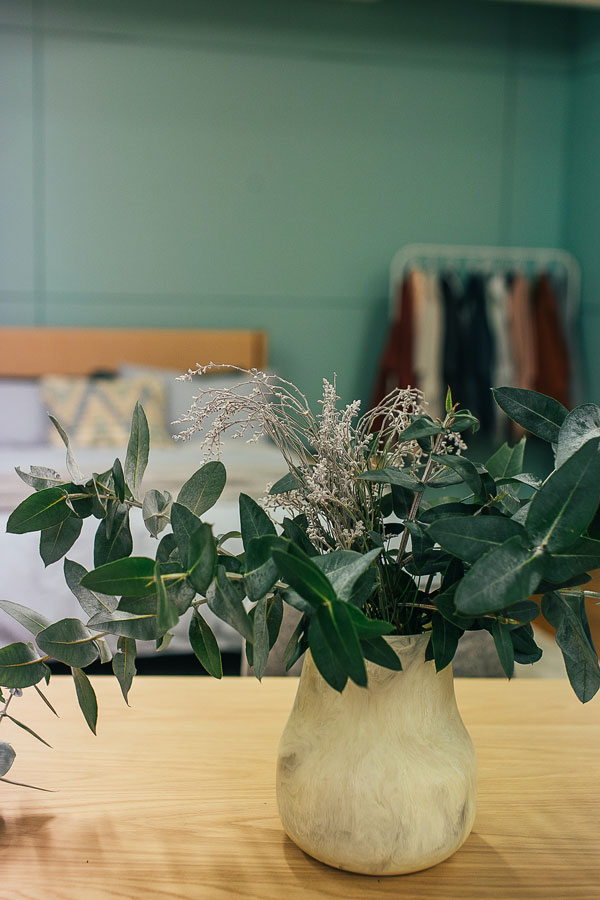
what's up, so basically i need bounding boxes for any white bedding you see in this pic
[0,440,287,655]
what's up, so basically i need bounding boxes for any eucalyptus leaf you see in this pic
[360,637,402,670]
[7,487,71,535]
[431,612,463,672]
[49,415,85,483]
[525,438,600,553]
[244,535,287,602]
[155,562,179,634]
[492,387,568,444]
[427,517,528,565]
[5,714,52,748]
[542,592,600,702]
[272,548,335,608]
[64,559,118,617]
[283,616,308,671]
[71,667,98,734]
[187,523,217,595]
[511,624,543,665]
[281,517,318,557]
[81,557,155,597]
[556,403,600,468]
[455,537,544,615]
[111,637,136,703]
[142,490,172,538]
[315,548,381,603]
[87,609,159,641]
[490,620,515,678]
[124,402,149,497]
[206,566,254,643]
[357,467,424,492]
[485,438,526,481]
[0,741,16,776]
[170,502,202,560]
[397,416,444,442]
[94,503,133,567]
[40,516,83,566]
[239,493,276,551]
[430,453,483,500]
[15,465,63,491]
[0,600,52,637]
[308,613,348,693]
[269,472,300,494]
[252,597,270,680]
[0,642,50,688]
[112,458,125,503]
[178,461,226,517]
[317,601,366,687]
[542,537,600,583]
[36,618,99,668]
[189,612,222,678]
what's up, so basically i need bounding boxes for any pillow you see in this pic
[0,380,48,445]
[40,375,171,447]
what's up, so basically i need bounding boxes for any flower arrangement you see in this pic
[1,373,600,790]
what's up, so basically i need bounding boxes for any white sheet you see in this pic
[0,440,286,655]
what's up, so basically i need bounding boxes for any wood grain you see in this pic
[0,328,268,377]
[1,677,599,900]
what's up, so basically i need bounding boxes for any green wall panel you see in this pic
[0,0,577,407]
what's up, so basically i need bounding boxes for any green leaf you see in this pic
[239,493,276,551]
[542,537,600,583]
[430,453,483,500]
[360,637,402,670]
[448,411,480,433]
[206,566,254,643]
[36,618,99,668]
[64,558,118,617]
[397,416,444,442]
[49,415,85,483]
[87,609,159,641]
[431,612,463,672]
[433,585,475,630]
[0,742,16,776]
[170,502,202,560]
[39,516,83,567]
[281,518,318,557]
[81,557,155,597]
[0,643,50,688]
[94,503,132,567]
[142,489,172,538]
[542,592,600,702]
[503,599,540,627]
[71,667,98,734]
[96,637,113,664]
[155,562,179,634]
[319,601,367,687]
[272,548,336,608]
[455,537,544,615]
[252,597,270,680]
[5,714,52,748]
[187,523,217,595]
[156,532,178,563]
[308,613,348,692]
[124,402,149,497]
[178,461,226,517]
[112,458,126,503]
[7,487,71,535]
[485,438,526,481]
[283,615,308,671]
[357,467,424,491]
[189,612,222,678]
[15,465,63,491]
[511,624,543,664]
[427,516,528,565]
[269,472,300,495]
[525,438,600,553]
[112,637,137,704]
[343,604,394,638]
[492,387,568,444]
[556,403,600,469]
[244,535,286,603]
[0,600,52,637]
[314,548,381,603]
[490,620,515,678]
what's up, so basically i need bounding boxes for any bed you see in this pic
[0,327,286,657]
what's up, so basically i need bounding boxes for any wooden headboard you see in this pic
[0,328,268,377]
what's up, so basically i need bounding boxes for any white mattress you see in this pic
[0,440,286,655]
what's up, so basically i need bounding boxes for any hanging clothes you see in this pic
[413,271,444,420]
[463,273,496,432]
[371,270,418,408]
[532,272,571,409]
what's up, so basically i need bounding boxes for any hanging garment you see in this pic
[532,272,571,409]
[463,273,496,433]
[441,270,467,410]
[413,271,444,420]
[371,270,418,408]
[507,273,536,439]
[486,274,514,436]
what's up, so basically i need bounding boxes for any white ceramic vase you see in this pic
[276,634,477,875]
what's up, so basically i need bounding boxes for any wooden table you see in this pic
[2,677,599,900]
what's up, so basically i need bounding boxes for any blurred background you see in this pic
[2,0,599,410]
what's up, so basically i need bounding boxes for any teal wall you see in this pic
[565,12,600,403]
[0,0,576,407]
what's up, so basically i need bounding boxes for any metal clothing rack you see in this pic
[389,242,581,326]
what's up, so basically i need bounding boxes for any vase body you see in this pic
[276,634,477,875]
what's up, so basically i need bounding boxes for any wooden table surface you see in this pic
[1,676,599,900]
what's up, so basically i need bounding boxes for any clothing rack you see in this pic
[389,243,580,326]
